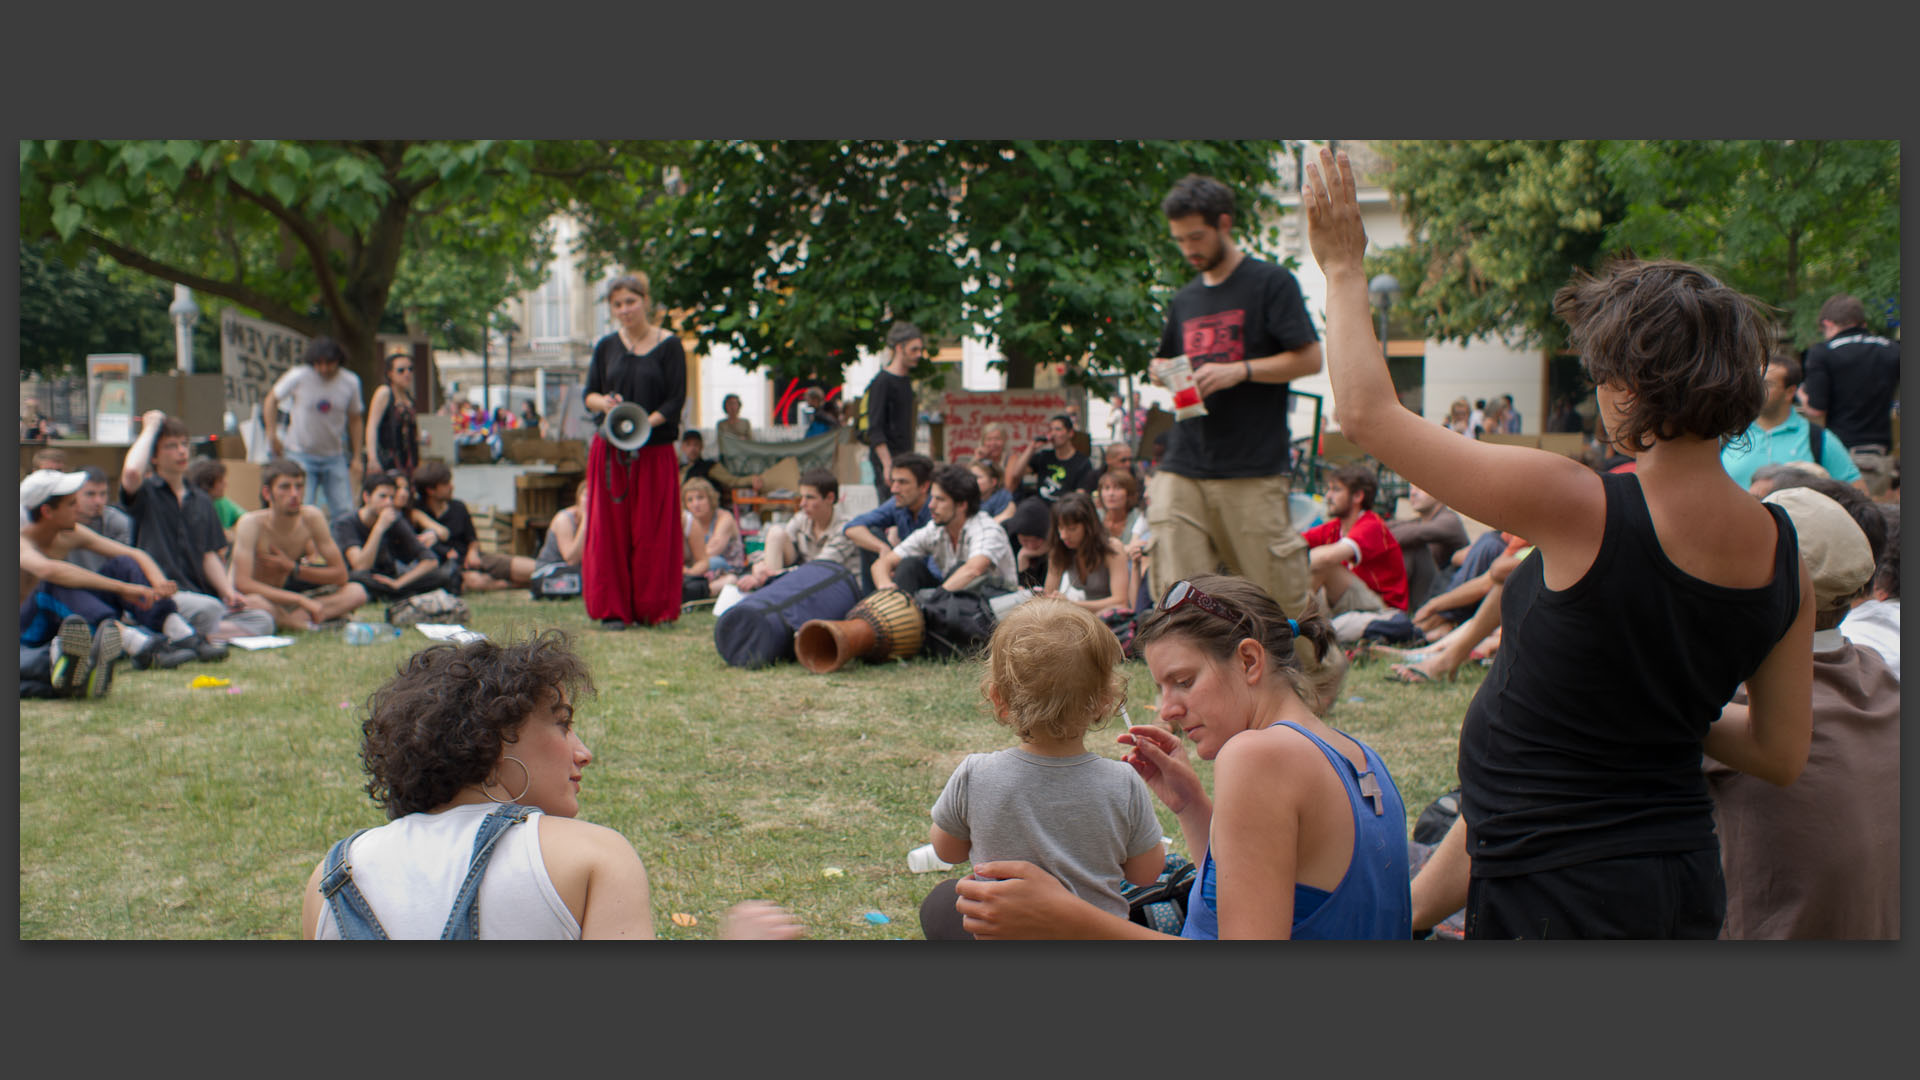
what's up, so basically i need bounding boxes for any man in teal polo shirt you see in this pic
[1722,353,1863,492]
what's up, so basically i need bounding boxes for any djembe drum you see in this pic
[794,587,925,674]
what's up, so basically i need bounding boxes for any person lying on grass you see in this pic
[301,631,801,940]
[952,574,1412,939]
[918,597,1165,940]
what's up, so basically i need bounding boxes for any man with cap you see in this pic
[19,470,181,697]
[1705,484,1899,938]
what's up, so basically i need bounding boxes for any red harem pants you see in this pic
[583,436,682,625]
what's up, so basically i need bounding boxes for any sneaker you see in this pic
[52,615,93,697]
[85,622,125,699]
[176,633,229,662]
[131,638,198,671]
[601,618,628,631]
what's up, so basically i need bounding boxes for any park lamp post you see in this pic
[169,284,200,374]
[1367,273,1400,351]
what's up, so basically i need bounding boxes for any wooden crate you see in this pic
[512,513,553,557]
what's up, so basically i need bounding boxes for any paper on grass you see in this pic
[226,636,295,650]
[415,623,486,643]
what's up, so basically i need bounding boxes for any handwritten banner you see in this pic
[220,310,311,424]
[939,390,1072,462]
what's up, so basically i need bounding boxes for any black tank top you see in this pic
[1457,471,1799,877]
[377,395,418,475]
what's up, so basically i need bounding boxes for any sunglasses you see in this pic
[1161,579,1236,622]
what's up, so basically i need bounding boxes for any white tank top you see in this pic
[312,803,581,939]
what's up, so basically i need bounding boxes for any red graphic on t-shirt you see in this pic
[1182,310,1245,367]
[317,400,333,413]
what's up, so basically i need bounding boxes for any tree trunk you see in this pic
[1002,345,1037,389]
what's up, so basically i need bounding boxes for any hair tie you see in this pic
[1287,619,1299,636]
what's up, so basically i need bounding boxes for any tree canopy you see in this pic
[1369,139,1900,352]
[19,139,687,386]
[19,237,221,377]
[592,140,1292,389]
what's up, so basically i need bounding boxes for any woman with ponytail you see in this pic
[952,573,1412,939]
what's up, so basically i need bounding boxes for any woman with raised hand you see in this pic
[953,574,1412,939]
[1300,147,1811,939]
[301,632,800,940]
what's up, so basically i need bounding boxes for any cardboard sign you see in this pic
[220,310,312,429]
[939,390,1072,463]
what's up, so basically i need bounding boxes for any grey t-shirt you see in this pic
[931,747,1162,918]
[71,506,136,572]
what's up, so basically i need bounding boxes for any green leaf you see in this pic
[50,202,83,240]
[164,140,198,170]
[267,172,299,207]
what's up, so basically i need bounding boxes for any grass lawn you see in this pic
[18,591,1483,939]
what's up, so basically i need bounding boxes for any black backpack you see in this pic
[913,587,997,660]
[1120,853,1197,935]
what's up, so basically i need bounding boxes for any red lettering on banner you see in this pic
[940,390,1072,462]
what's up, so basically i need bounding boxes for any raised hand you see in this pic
[1117,723,1204,814]
[1302,147,1369,276]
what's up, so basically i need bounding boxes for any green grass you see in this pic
[18,594,1483,939]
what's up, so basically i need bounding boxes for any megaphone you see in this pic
[600,402,651,452]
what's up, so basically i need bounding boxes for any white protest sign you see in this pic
[939,389,1072,463]
[221,309,311,429]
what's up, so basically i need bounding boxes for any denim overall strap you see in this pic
[318,829,388,940]
[438,803,538,940]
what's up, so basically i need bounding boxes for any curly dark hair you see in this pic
[360,631,595,818]
[1553,258,1768,454]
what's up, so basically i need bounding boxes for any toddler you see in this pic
[919,597,1165,939]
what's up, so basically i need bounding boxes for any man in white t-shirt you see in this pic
[263,337,365,518]
[873,464,1017,595]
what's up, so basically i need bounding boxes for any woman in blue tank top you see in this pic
[952,574,1412,939]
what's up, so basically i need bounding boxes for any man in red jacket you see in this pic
[1303,464,1408,642]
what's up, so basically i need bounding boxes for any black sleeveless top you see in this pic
[1457,472,1800,877]
[376,392,418,475]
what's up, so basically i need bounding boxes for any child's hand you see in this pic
[718,900,804,940]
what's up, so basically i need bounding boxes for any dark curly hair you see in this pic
[1553,258,1768,454]
[360,631,595,818]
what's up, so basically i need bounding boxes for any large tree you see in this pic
[1369,139,1900,352]
[19,140,688,386]
[587,140,1291,390]
[1368,140,1623,353]
[19,237,221,376]
[1598,139,1899,342]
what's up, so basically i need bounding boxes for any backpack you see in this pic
[1412,787,1462,846]
[913,587,997,660]
[850,388,873,441]
[1120,852,1197,935]
[385,588,471,627]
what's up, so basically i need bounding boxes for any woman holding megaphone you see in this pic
[582,273,687,630]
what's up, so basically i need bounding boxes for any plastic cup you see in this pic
[907,843,955,873]
[1157,356,1208,421]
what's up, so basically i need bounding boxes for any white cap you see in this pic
[19,469,89,516]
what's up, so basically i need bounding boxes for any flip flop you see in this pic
[1387,662,1454,685]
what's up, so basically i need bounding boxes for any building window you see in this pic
[531,265,571,344]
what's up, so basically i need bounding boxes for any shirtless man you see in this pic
[231,460,370,630]
[19,470,183,696]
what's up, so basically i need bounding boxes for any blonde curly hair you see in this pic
[979,597,1127,742]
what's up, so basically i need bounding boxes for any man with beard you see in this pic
[872,464,1017,596]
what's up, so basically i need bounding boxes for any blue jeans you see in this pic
[287,450,354,519]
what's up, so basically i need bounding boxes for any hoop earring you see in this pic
[482,754,532,804]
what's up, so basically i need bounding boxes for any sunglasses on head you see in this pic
[1161,579,1236,622]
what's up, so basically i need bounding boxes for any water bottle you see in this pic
[344,622,381,646]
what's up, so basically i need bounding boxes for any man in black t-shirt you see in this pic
[1146,174,1324,616]
[1015,414,1098,504]
[1801,293,1900,497]
[331,472,453,600]
[862,321,922,502]
[410,460,535,593]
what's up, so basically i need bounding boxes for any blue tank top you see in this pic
[1180,720,1412,940]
